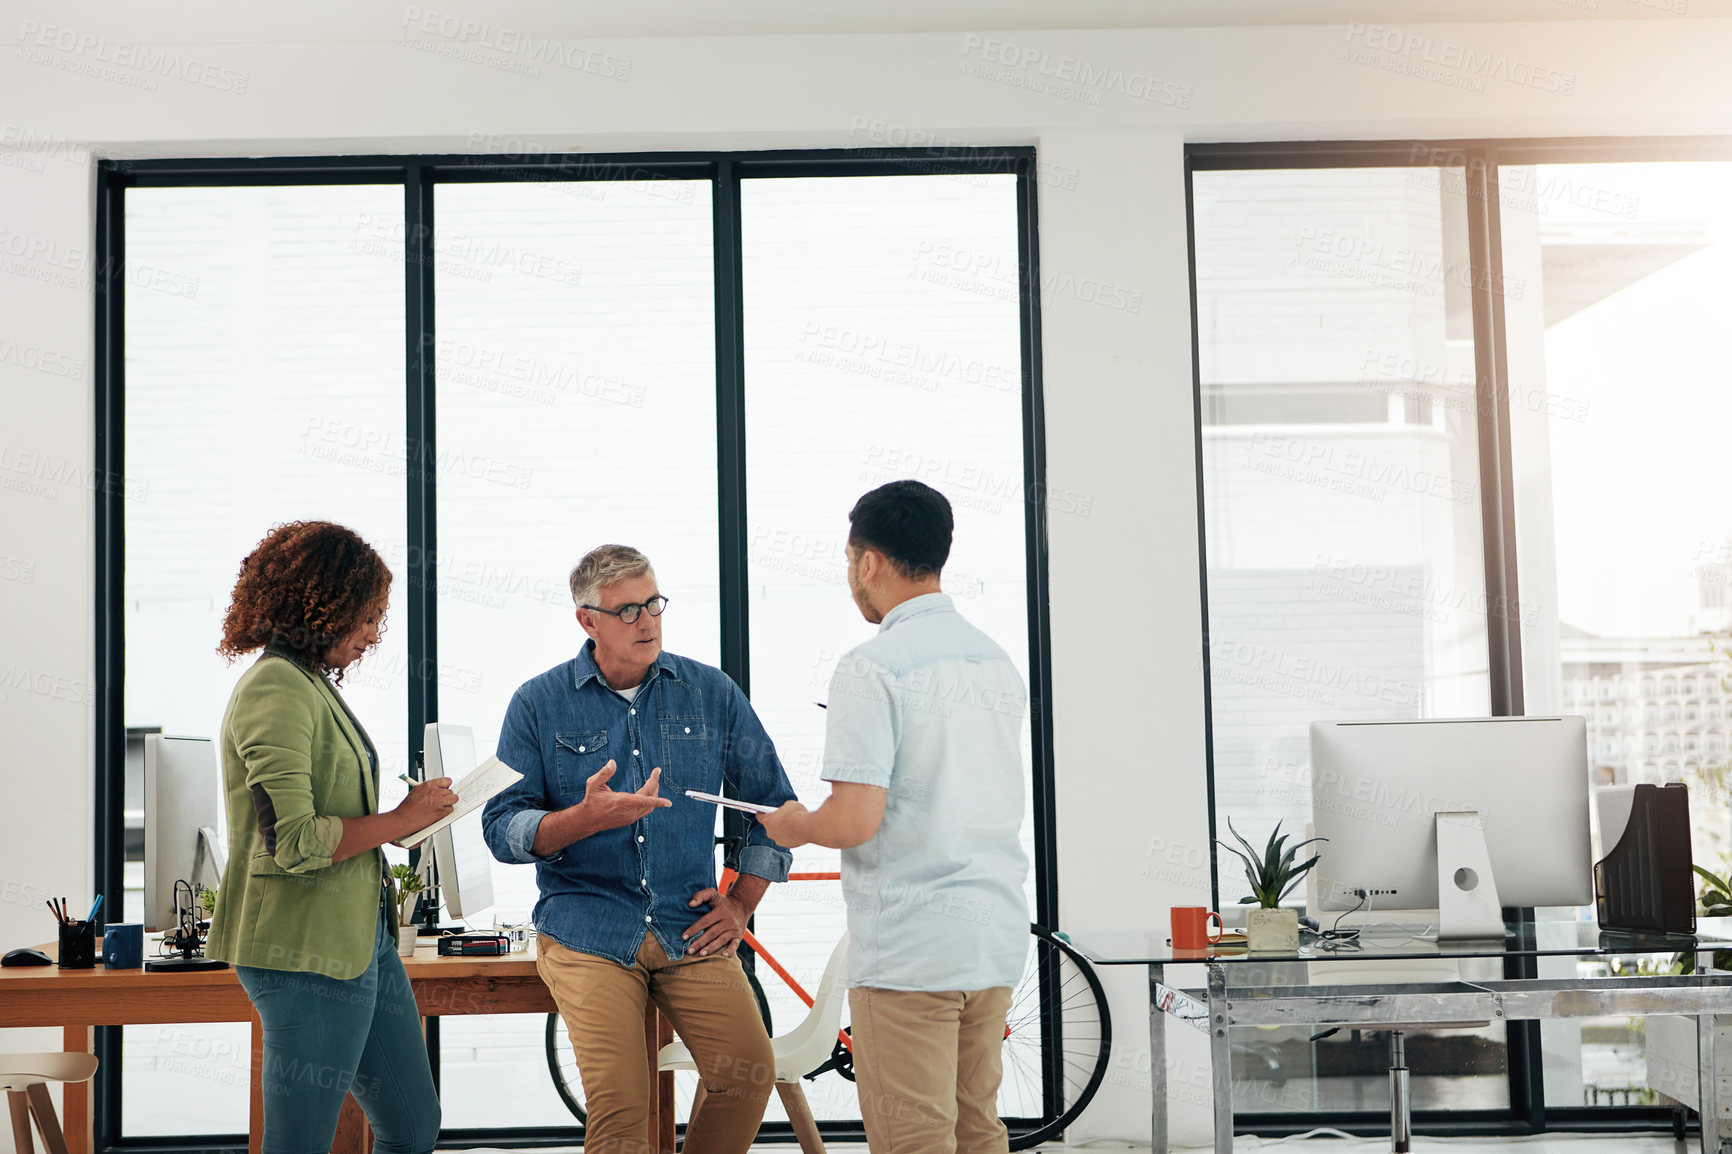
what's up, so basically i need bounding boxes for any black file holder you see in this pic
[1594,782,1695,936]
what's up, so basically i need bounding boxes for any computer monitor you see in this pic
[1309,717,1592,936]
[423,723,495,919]
[143,734,227,934]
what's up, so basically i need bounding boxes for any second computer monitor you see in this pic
[423,722,496,919]
[1309,716,1592,913]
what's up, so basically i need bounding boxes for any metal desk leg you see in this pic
[1150,963,1167,1154]
[1209,963,1233,1154]
[1700,945,1724,1154]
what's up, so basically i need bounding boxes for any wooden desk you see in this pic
[0,941,676,1154]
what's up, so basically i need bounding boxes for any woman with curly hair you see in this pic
[205,520,455,1154]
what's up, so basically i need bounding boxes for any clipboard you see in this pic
[393,755,522,848]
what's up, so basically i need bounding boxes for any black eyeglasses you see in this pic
[582,595,670,624]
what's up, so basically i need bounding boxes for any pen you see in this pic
[399,773,417,786]
[86,894,104,923]
[46,900,63,924]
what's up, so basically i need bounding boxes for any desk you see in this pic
[0,940,677,1154]
[1071,921,1732,1154]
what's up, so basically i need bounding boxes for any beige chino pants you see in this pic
[537,932,776,1154]
[849,985,1014,1154]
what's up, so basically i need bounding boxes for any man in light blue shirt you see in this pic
[761,481,1028,1154]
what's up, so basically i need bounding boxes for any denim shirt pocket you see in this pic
[553,730,610,804]
[657,718,710,790]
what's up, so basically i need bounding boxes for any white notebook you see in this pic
[393,755,522,849]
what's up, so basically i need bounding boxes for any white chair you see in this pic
[1,1052,98,1154]
[658,934,850,1154]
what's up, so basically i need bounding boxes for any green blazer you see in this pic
[205,645,392,979]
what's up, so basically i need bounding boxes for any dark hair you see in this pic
[217,521,392,684]
[848,481,953,580]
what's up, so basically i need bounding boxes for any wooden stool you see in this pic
[1,1053,99,1154]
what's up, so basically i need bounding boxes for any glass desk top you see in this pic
[1065,918,1732,966]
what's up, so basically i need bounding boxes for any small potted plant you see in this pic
[1217,818,1325,951]
[387,863,425,957]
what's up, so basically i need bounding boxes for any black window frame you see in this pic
[93,146,1056,1153]
[1189,135,1732,1144]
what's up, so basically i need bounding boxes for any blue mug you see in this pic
[103,923,143,969]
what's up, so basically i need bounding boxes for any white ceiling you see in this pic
[11,0,1730,45]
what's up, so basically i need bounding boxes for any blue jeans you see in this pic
[237,905,440,1154]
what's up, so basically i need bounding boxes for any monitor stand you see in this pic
[1435,811,1506,941]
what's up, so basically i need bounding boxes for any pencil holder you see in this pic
[58,919,97,969]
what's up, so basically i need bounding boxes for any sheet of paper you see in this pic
[395,755,522,848]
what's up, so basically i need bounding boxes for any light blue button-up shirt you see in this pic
[482,642,796,966]
[822,592,1030,991]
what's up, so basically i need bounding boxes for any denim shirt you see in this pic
[482,642,796,966]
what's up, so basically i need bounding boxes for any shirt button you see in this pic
[578,745,586,753]
[641,878,648,886]
[645,915,653,923]
[684,727,691,734]
[637,835,645,843]
[632,749,640,757]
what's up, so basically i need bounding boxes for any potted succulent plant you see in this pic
[387,863,425,957]
[1217,819,1326,951]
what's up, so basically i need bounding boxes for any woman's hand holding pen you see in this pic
[395,777,458,831]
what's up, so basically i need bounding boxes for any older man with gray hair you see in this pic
[482,544,798,1154]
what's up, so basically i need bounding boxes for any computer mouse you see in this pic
[2,947,52,967]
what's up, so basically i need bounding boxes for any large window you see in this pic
[98,151,1051,1148]
[1194,162,1504,1118]
[1191,140,1732,1141]
[1501,159,1732,1109]
[122,184,406,1136]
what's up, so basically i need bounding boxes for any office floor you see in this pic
[475,1137,1694,1153]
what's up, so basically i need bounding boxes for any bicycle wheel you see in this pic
[1001,923,1113,1151]
[545,965,774,1128]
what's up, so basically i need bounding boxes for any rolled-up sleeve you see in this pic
[232,663,343,874]
[484,690,563,865]
[724,679,797,883]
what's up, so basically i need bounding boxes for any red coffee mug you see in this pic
[1171,906,1223,950]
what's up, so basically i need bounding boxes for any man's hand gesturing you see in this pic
[582,760,672,831]
[528,759,672,857]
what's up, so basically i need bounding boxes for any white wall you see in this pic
[5,14,1732,1144]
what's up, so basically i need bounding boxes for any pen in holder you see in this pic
[58,919,97,969]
